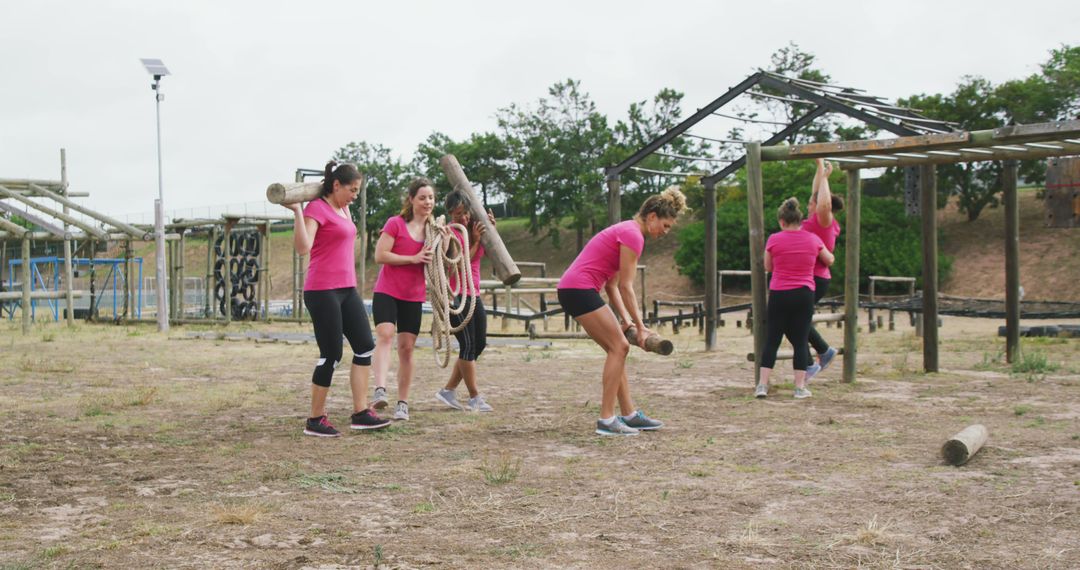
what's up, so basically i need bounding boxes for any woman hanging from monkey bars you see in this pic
[802,158,843,381]
[557,186,687,436]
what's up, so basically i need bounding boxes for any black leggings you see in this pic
[303,287,374,387]
[807,276,831,355]
[762,287,815,370]
[450,296,487,361]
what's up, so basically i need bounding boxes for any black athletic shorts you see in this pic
[557,288,605,318]
[372,292,423,335]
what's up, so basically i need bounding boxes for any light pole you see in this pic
[140,58,170,332]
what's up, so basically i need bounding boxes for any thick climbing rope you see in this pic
[424,216,478,368]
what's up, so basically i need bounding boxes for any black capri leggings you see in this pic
[807,276,832,355]
[303,287,375,388]
[372,292,423,336]
[761,286,815,370]
[450,296,487,361]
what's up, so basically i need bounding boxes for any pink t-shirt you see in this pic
[302,198,357,291]
[373,216,427,302]
[766,229,825,291]
[557,220,644,292]
[448,227,485,296]
[802,214,841,280]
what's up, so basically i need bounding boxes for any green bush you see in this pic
[676,190,952,295]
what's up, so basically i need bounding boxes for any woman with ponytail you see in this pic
[556,187,688,436]
[801,159,844,380]
[371,177,437,421]
[284,161,389,437]
[755,197,834,400]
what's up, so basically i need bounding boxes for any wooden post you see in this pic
[941,424,989,466]
[439,154,521,285]
[919,164,939,372]
[1003,160,1020,363]
[21,236,31,334]
[224,220,233,325]
[868,278,876,333]
[607,176,621,227]
[745,143,767,385]
[843,169,861,384]
[177,232,186,319]
[60,149,75,327]
[625,327,674,355]
[704,180,717,350]
[261,223,270,320]
[205,226,215,318]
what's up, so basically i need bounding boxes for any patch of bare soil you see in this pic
[2,316,1079,568]
[941,190,1080,302]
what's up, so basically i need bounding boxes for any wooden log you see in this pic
[624,327,674,356]
[439,154,521,285]
[265,181,329,205]
[941,424,989,466]
[745,142,767,385]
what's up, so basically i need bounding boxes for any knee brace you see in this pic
[352,348,374,366]
[311,357,339,387]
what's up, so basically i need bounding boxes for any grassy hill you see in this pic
[121,188,1080,305]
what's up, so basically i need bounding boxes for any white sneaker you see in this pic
[393,401,409,421]
[754,383,768,399]
[468,395,493,412]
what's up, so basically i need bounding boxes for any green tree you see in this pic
[610,88,712,217]
[332,141,410,257]
[497,79,612,249]
[411,131,512,212]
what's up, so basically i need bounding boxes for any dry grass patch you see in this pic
[212,501,270,525]
[480,453,522,486]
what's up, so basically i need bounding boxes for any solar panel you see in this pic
[140,58,171,77]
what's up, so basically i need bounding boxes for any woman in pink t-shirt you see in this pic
[755,197,834,400]
[556,187,688,436]
[371,177,437,421]
[434,189,497,413]
[284,161,390,437]
[801,159,844,380]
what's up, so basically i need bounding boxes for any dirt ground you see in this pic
[2,315,1079,569]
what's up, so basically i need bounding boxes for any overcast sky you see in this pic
[2,0,1077,222]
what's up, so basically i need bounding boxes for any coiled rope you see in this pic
[424,216,478,368]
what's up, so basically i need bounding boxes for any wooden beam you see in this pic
[21,236,31,334]
[993,119,1080,143]
[0,215,27,236]
[266,181,327,205]
[60,149,75,326]
[762,132,969,161]
[1004,160,1020,363]
[843,170,861,384]
[920,165,939,372]
[26,183,148,239]
[745,142,767,384]
[840,142,1080,169]
[440,154,521,285]
[606,177,621,226]
[704,180,717,350]
[0,199,68,237]
[0,185,109,239]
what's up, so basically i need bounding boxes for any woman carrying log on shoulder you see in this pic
[556,187,688,436]
[285,161,390,437]
[802,158,843,381]
[371,177,437,421]
[754,197,834,400]
[434,189,497,413]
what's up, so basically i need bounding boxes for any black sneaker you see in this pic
[303,415,341,438]
[350,408,391,431]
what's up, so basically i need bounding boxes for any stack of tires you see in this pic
[213,231,261,320]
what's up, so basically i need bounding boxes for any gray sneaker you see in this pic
[595,417,639,436]
[435,389,463,410]
[468,395,494,412]
[794,387,812,399]
[622,411,663,430]
[818,347,838,373]
[372,386,389,410]
[393,401,409,421]
[754,383,768,398]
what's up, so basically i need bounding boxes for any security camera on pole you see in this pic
[140,58,170,332]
